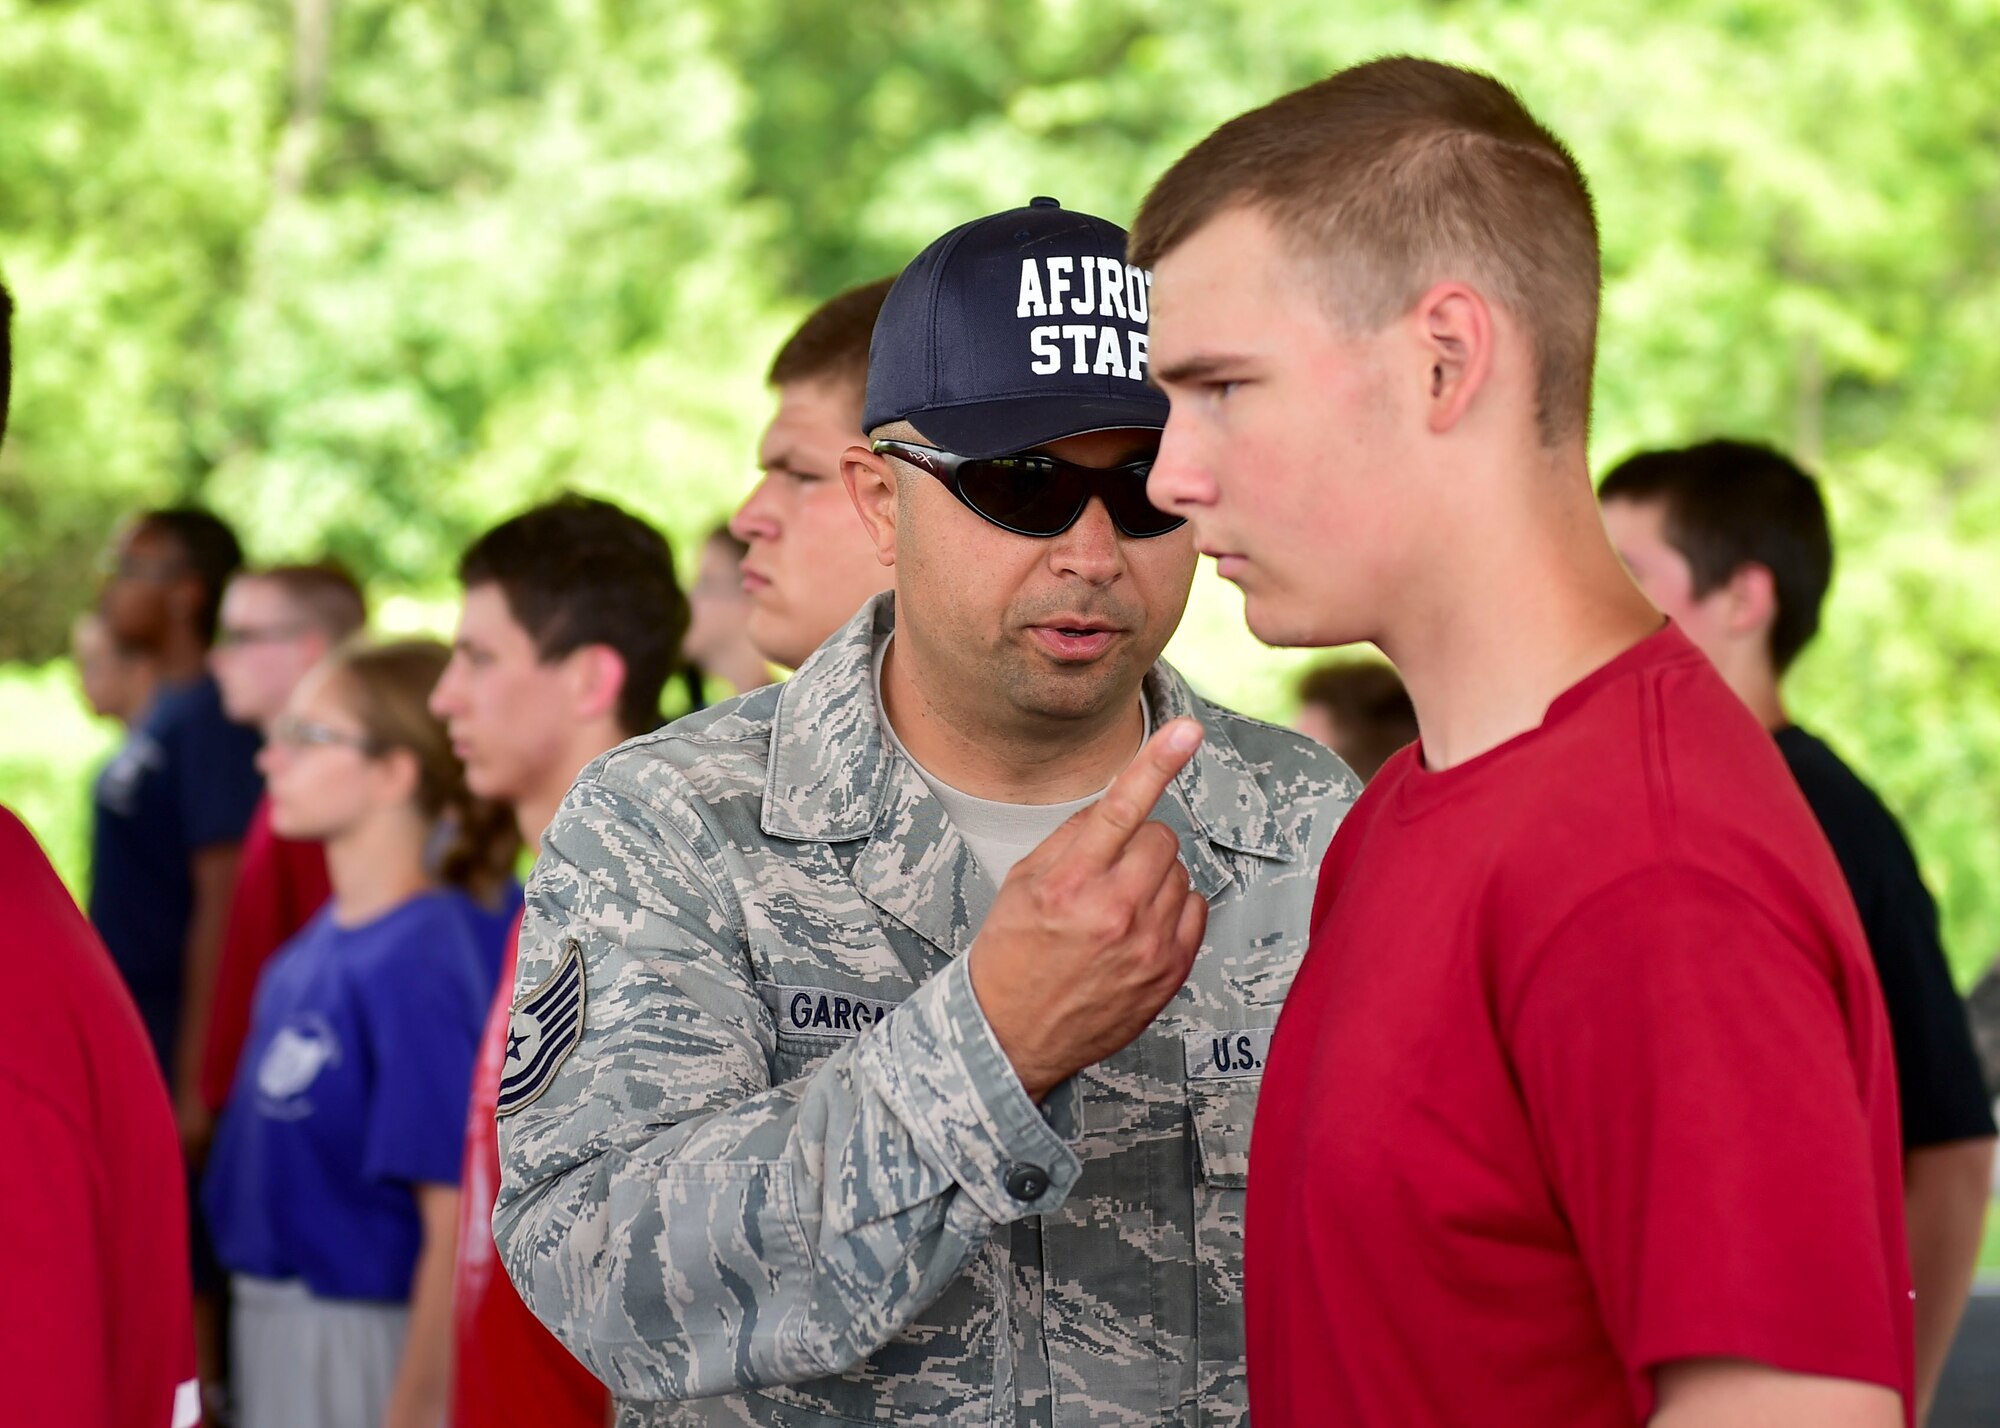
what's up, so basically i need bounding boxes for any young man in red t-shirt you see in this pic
[431,496,689,1428]
[1136,58,1912,1428]
[200,564,366,1114]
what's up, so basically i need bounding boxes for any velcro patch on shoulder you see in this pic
[497,939,587,1117]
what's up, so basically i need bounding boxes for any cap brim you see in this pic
[897,393,1169,460]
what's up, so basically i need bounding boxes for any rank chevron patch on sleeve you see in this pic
[496,938,587,1117]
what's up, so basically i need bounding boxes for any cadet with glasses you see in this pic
[494,198,1355,1426]
[204,640,518,1428]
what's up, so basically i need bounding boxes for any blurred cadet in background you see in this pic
[3,273,202,1428]
[73,608,159,727]
[91,505,263,1111]
[1965,965,2000,1148]
[1601,438,1996,1423]
[729,277,897,669]
[92,500,263,1413]
[1293,656,1418,783]
[3,805,201,1428]
[204,639,517,1428]
[430,494,687,1428]
[681,523,771,704]
[200,564,368,1121]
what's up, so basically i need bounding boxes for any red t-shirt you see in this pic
[1248,626,1913,1427]
[0,807,201,1428]
[200,793,331,1110]
[451,912,610,1428]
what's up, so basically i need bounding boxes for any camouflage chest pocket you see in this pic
[1184,1027,1271,1428]
[759,983,903,1084]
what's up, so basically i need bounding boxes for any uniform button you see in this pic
[1005,1163,1050,1202]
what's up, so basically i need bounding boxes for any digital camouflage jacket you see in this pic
[495,594,1357,1426]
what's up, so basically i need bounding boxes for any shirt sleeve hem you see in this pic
[878,957,1081,1224]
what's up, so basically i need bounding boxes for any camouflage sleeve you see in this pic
[492,768,1082,1402]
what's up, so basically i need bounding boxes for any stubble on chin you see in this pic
[1003,634,1151,725]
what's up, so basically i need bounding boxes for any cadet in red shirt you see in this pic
[432,495,689,1427]
[1138,57,1911,1428]
[1,799,201,1426]
[201,564,366,1112]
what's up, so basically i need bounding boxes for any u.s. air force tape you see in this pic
[496,938,586,1117]
[1183,1026,1277,1081]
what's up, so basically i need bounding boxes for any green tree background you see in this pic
[3,0,1998,988]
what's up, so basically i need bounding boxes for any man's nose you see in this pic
[1047,497,1125,584]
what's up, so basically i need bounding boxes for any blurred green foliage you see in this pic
[2,0,1998,981]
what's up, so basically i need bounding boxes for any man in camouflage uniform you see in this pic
[494,199,1357,1426]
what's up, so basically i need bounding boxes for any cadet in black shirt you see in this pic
[1601,439,1995,1427]
[1777,725,1995,1145]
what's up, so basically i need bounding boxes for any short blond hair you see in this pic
[767,277,895,398]
[238,563,366,643]
[1131,57,1600,445]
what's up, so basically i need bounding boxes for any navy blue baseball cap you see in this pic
[863,197,1169,460]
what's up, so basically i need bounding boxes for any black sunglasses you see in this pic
[873,439,1186,539]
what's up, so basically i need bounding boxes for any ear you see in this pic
[564,643,628,724]
[841,443,900,569]
[375,745,424,807]
[1723,562,1779,639]
[299,632,333,670]
[1413,282,1494,435]
[169,573,209,628]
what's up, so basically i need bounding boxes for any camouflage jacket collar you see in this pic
[762,595,1293,898]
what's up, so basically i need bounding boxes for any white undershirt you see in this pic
[872,637,1149,887]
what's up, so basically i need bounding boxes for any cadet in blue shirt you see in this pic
[90,509,263,1121]
[205,638,518,1428]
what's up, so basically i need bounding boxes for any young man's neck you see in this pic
[325,811,437,927]
[880,638,1146,805]
[1385,460,1664,772]
[514,719,633,849]
[710,644,773,700]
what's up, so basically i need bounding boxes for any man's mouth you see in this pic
[740,565,773,594]
[1028,618,1125,662]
